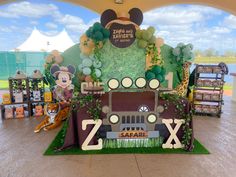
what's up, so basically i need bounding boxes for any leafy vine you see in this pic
[71,93,102,120]
[146,43,164,66]
[160,93,193,150]
[91,42,103,82]
[59,93,102,146]
[44,62,56,91]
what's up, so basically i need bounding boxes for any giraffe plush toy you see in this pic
[174,62,192,97]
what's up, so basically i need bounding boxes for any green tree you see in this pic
[203,48,217,57]
[224,50,236,57]
[194,49,203,57]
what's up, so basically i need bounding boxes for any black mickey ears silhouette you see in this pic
[101,9,117,27]
[100,8,143,27]
[128,8,143,26]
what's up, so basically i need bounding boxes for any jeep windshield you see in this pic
[110,91,156,112]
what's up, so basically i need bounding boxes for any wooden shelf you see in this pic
[30,100,45,103]
[1,77,46,120]
[197,76,223,79]
[194,87,222,91]
[194,111,221,118]
[193,99,223,103]
[1,102,29,106]
[193,64,227,118]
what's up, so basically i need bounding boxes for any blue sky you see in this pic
[1,0,236,53]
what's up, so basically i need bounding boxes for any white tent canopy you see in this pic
[15,28,75,52]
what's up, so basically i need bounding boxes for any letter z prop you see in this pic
[82,119,103,150]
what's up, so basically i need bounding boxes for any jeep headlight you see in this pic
[147,114,157,123]
[109,114,119,124]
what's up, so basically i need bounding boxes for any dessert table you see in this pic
[59,92,194,151]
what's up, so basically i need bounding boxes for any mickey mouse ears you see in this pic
[50,64,76,78]
[100,8,143,27]
[129,8,143,26]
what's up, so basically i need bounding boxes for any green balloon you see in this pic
[147,26,155,35]
[137,39,148,48]
[152,65,162,74]
[160,67,166,75]
[135,30,142,39]
[93,22,102,31]
[95,68,102,78]
[145,71,156,80]
[102,28,110,38]
[94,31,103,41]
[142,30,152,41]
[148,36,156,44]
[156,75,164,82]
[86,27,93,37]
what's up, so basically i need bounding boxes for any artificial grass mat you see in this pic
[44,125,210,155]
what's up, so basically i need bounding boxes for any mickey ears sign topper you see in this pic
[101,8,143,48]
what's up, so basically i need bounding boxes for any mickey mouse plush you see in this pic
[50,64,76,102]
[101,8,143,48]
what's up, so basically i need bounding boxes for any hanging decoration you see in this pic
[100,8,143,48]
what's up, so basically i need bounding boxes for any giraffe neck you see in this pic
[174,63,191,97]
[182,65,190,82]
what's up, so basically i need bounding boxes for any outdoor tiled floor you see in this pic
[0,96,236,177]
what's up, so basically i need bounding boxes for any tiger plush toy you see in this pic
[34,64,76,133]
[34,103,69,132]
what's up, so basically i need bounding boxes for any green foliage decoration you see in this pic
[44,62,56,91]
[103,137,163,148]
[136,26,164,66]
[171,43,194,83]
[160,93,193,150]
[145,65,166,83]
[70,93,102,121]
[146,43,164,66]
[86,22,110,42]
[59,92,101,146]
[135,27,156,49]
[100,40,145,90]
[79,22,110,81]
[172,43,194,64]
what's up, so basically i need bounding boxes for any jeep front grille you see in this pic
[120,115,146,131]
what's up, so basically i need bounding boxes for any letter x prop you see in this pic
[162,119,185,149]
